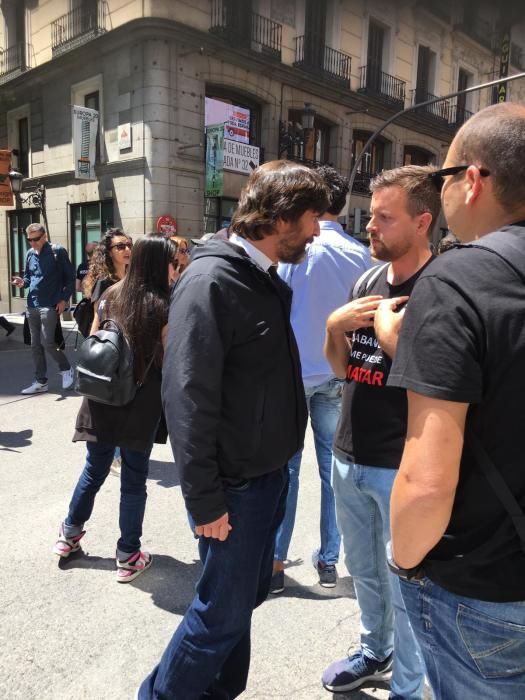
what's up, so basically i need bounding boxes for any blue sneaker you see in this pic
[322,650,393,693]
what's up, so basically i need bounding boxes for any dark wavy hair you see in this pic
[83,228,132,299]
[315,165,350,216]
[105,236,177,380]
[231,160,329,241]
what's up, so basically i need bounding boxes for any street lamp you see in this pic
[278,102,317,160]
[8,167,50,240]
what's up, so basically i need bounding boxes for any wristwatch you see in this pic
[386,541,423,581]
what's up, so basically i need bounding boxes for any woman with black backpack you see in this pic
[53,236,178,582]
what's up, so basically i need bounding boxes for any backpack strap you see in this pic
[351,262,389,300]
[467,430,525,554]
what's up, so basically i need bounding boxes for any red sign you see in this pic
[0,151,14,207]
[156,215,177,236]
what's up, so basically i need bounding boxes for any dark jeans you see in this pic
[64,441,152,554]
[139,467,288,700]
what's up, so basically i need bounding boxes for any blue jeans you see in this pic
[139,467,288,700]
[64,441,152,555]
[27,306,70,382]
[332,457,425,699]
[274,378,342,565]
[401,577,525,700]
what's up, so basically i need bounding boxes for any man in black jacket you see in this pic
[139,161,329,700]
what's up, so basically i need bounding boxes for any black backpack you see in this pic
[73,297,95,338]
[75,319,150,406]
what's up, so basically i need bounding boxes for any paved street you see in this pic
[0,315,390,700]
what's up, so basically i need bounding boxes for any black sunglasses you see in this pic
[110,242,133,251]
[429,165,490,192]
[27,234,44,243]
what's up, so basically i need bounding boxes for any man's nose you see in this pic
[366,217,376,233]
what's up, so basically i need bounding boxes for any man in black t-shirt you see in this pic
[388,103,525,698]
[322,166,440,699]
[75,241,96,293]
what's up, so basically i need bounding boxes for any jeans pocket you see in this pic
[457,603,525,679]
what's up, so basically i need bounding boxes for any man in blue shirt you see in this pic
[272,166,370,592]
[12,224,75,394]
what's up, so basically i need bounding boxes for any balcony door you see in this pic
[304,0,326,68]
[367,20,385,92]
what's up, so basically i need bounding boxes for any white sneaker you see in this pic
[21,380,48,395]
[61,367,74,390]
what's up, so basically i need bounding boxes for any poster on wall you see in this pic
[72,105,99,180]
[205,124,224,197]
[0,150,14,207]
[205,97,250,144]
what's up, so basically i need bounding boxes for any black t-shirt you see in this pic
[76,261,89,282]
[333,258,433,468]
[389,226,525,602]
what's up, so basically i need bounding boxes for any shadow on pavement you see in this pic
[148,459,180,488]
[0,428,33,451]
[266,573,356,602]
[58,551,201,615]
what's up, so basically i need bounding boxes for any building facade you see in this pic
[1,0,524,312]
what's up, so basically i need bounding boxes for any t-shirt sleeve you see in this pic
[388,274,484,404]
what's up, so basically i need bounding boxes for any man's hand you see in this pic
[195,512,232,541]
[374,296,409,358]
[11,276,24,288]
[55,300,67,315]
[326,295,384,335]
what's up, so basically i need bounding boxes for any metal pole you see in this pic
[348,71,525,208]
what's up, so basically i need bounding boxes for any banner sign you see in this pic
[497,30,511,103]
[223,139,259,175]
[156,215,177,236]
[72,105,99,180]
[205,124,224,197]
[224,107,250,144]
[0,150,14,207]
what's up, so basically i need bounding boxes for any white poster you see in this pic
[72,105,99,180]
[223,139,260,175]
[205,97,250,144]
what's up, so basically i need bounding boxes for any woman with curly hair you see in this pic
[83,228,133,309]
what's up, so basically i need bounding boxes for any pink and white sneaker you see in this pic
[116,550,152,583]
[53,524,85,558]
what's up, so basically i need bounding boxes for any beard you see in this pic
[369,236,411,262]
[276,236,313,264]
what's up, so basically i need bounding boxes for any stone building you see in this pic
[1,0,524,312]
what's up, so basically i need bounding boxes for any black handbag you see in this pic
[73,298,95,338]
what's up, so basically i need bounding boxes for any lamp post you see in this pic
[278,102,317,162]
[8,168,50,241]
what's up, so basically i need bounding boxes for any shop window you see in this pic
[70,200,114,301]
[352,130,391,193]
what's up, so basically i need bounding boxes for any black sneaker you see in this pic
[322,650,393,692]
[312,549,337,588]
[269,570,285,594]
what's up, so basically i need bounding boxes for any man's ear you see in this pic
[417,211,433,237]
[465,165,483,206]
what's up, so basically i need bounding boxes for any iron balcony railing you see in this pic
[448,104,474,128]
[0,43,31,77]
[294,36,351,87]
[51,1,108,56]
[210,1,282,58]
[411,89,450,121]
[351,171,374,195]
[358,64,406,106]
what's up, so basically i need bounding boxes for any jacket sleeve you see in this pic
[22,252,31,288]
[162,272,235,525]
[58,247,76,302]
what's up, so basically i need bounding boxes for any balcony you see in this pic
[210,1,282,60]
[51,1,108,57]
[0,43,31,82]
[294,36,351,88]
[358,64,406,108]
[411,89,450,123]
[448,104,474,129]
[352,172,374,195]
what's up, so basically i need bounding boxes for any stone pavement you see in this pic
[0,315,391,700]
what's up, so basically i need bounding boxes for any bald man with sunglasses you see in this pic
[12,224,75,394]
[388,103,525,699]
